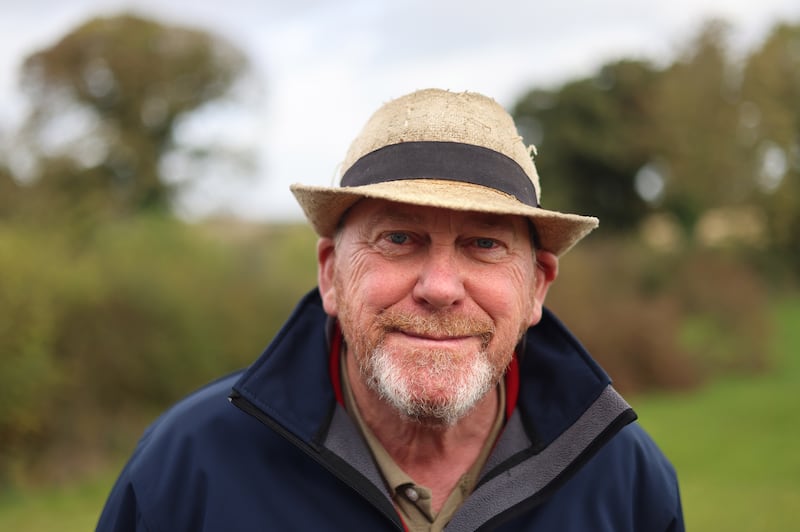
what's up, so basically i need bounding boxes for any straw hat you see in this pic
[290,88,598,256]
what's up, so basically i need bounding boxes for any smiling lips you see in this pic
[383,326,493,359]
[377,309,494,338]
[394,329,477,343]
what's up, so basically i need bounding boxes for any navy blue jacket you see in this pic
[97,289,684,531]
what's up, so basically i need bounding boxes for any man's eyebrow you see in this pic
[457,214,522,237]
[366,210,521,236]
[367,209,424,227]
[468,214,516,229]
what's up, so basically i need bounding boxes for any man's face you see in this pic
[318,199,557,426]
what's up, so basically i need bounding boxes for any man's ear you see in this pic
[317,237,338,317]
[528,249,559,326]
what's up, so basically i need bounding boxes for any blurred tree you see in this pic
[513,60,660,230]
[650,20,751,231]
[514,19,796,250]
[740,23,800,273]
[0,165,17,216]
[13,13,251,217]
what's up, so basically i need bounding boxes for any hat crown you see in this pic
[341,89,542,203]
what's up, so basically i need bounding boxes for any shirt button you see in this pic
[405,487,420,502]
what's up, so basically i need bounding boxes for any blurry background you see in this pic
[0,1,798,530]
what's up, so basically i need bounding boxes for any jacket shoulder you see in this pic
[494,422,683,532]
[97,371,263,531]
[141,371,245,441]
[570,422,683,531]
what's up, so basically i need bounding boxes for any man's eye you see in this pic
[474,238,497,249]
[387,233,409,245]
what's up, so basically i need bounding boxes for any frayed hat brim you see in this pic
[291,179,598,257]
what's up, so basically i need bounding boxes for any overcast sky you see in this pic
[1,0,798,221]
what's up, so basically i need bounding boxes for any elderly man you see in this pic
[97,89,684,531]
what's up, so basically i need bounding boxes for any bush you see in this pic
[0,225,97,484]
[0,217,318,485]
[674,249,771,373]
[546,238,770,394]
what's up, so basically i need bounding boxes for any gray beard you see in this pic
[361,345,496,427]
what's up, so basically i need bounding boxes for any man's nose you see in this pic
[412,246,466,309]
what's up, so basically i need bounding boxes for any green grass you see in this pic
[0,471,116,532]
[634,297,800,532]
[2,298,799,531]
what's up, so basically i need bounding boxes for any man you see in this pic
[97,89,684,531]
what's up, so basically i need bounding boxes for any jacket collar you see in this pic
[230,289,336,447]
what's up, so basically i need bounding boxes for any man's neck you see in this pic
[345,352,500,512]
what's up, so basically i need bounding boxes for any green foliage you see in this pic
[740,23,800,274]
[674,249,771,373]
[514,59,659,229]
[0,168,18,215]
[513,19,800,274]
[0,217,317,485]
[13,14,250,216]
[0,226,85,467]
[547,238,770,394]
[651,21,739,225]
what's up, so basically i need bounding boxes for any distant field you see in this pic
[0,471,114,532]
[2,298,798,532]
[634,297,800,531]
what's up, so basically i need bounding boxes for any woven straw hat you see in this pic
[290,88,598,256]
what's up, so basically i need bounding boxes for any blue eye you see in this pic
[388,233,409,245]
[475,238,496,249]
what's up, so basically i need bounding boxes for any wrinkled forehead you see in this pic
[338,198,534,239]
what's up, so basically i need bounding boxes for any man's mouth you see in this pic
[377,309,495,348]
[394,329,473,341]
[386,329,484,351]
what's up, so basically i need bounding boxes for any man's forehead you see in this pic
[350,199,528,231]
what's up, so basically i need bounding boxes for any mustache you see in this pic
[375,310,495,347]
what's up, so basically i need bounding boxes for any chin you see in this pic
[379,378,495,427]
[402,411,461,430]
[362,343,500,426]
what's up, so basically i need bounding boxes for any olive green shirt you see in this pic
[341,355,505,532]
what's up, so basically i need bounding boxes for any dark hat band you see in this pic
[340,141,540,208]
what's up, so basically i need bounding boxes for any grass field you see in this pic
[633,297,800,531]
[0,471,114,531]
[1,298,798,531]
